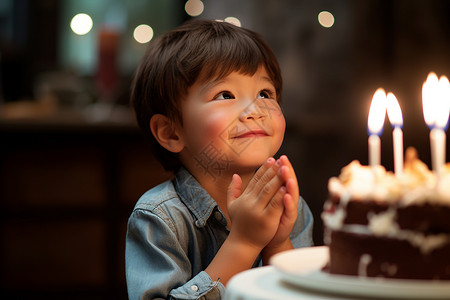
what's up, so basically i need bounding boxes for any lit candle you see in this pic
[386,92,404,177]
[367,88,387,166]
[422,72,450,176]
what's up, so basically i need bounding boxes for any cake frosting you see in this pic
[322,147,450,279]
[327,147,450,204]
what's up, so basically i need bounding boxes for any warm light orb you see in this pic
[185,0,204,17]
[318,11,335,28]
[134,24,154,44]
[368,88,387,135]
[386,92,403,127]
[224,17,241,27]
[70,13,93,35]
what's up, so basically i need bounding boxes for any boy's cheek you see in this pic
[275,113,286,136]
[188,114,233,150]
[203,114,233,141]
[263,101,286,134]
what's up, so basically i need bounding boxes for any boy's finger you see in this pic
[227,174,243,205]
[282,192,298,221]
[248,157,275,189]
[248,157,281,195]
[279,155,297,181]
[255,167,285,208]
[279,156,299,197]
[283,173,299,202]
[264,185,286,217]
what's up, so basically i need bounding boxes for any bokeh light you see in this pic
[224,17,241,27]
[133,24,154,44]
[185,0,204,17]
[70,13,93,35]
[318,11,335,28]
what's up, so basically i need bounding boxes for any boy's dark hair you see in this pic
[131,19,282,172]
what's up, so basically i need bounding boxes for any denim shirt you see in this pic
[125,167,314,300]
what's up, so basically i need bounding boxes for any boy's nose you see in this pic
[239,99,266,121]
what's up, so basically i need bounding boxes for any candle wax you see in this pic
[393,127,403,176]
[369,135,381,166]
[430,128,446,176]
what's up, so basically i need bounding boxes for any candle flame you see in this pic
[422,72,450,129]
[386,92,403,127]
[437,76,450,128]
[368,88,387,135]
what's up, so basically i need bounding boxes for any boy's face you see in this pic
[177,66,286,178]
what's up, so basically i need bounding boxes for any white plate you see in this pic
[270,246,450,299]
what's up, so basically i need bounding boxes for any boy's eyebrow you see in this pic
[198,77,227,94]
[261,76,275,86]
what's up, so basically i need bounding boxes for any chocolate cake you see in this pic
[322,147,450,280]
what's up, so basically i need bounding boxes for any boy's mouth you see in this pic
[232,130,269,139]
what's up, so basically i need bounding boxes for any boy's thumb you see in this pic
[227,174,242,205]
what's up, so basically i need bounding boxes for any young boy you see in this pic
[126,19,313,299]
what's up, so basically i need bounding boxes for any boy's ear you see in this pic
[150,114,184,153]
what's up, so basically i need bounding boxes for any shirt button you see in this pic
[191,285,199,292]
[214,211,223,221]
[194,220,202,228]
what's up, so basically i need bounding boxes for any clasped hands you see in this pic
[227,155,299,254]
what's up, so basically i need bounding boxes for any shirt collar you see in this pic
[174,167,222,228]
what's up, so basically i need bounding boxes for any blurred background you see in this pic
[1,0,450,298]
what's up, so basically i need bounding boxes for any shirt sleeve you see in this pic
[289,196,314,248]
[125,208,226,300]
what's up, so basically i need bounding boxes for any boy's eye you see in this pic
[257,89,274,99]
[214,91,235,100]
